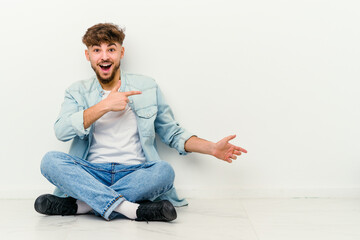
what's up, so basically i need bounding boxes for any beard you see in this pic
[92,61,121,84]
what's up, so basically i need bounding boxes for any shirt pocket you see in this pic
[134,106,158,136]
[130,87,157,110]
[136,106,158,119]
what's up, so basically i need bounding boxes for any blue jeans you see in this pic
[40,151,175,220]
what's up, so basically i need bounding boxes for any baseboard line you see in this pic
[176,187,360,199]
[1,187,360,200]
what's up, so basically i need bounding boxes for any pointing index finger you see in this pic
[235,146,247,153]
[124,91,142,97]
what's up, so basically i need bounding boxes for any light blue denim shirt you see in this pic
[52,70,194,206]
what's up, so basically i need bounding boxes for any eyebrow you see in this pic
[91,43,117,48]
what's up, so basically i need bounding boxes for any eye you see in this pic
[93,49,100,53]
[109,48,116,52]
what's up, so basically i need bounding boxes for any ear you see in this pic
[120,46,125,60]
[85,49,90,61]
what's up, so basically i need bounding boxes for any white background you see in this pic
[0,0,359,198]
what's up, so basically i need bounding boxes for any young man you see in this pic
[35,23,247,222]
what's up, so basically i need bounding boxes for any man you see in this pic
[35,23,247,222]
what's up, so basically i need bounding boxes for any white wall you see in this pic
[1,0,359,199]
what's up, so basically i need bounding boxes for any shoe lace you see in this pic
[50,201,73,216]
[139,204,162,222]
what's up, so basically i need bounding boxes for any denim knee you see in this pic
[40,151,63,178]
[156,161,175,184]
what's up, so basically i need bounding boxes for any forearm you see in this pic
[83,100,110,129]
[184,136,215,156]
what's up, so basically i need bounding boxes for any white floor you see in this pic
[1,198,360,240]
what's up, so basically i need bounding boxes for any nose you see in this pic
[100,51,110,61]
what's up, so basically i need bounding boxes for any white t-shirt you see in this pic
[86,90,146,165]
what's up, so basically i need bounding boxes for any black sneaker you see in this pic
[34,194,77,216]
[135,200,177,222]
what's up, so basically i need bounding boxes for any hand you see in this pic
[104,80,142,111]
[212,135,247,163]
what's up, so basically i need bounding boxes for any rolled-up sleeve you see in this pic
[54,89,90,141]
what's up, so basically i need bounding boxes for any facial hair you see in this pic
[92,61,121,85]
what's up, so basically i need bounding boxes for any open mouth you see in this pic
[99,63,112,72]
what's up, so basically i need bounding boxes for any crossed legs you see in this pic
[38,151,175,220]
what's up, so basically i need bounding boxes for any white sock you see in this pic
[76,200,92,214]
[114,200,140,219]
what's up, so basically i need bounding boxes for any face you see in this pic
[85,42,124,84]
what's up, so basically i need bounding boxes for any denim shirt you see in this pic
[52,70,193,206]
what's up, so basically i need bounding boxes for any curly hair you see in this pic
[82,23,125,47]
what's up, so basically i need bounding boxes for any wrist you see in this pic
[209,142,217,156]
[99,99,111,113]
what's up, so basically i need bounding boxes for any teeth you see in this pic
[100,64,111,67]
